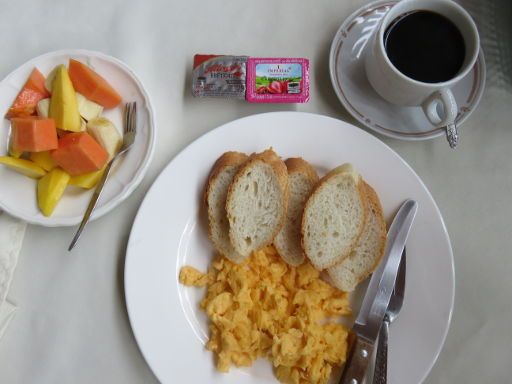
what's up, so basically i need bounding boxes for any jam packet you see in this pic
[192,55,247,99]
[246,58,309,103]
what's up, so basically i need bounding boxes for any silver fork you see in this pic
[372,248,406,384]
[68,102,137,251]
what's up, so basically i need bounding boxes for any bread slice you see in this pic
[226,148,288,257]
[301,163,368,270]
[205,151,249,263]
[274,158,319,266]
[327,181,387,291]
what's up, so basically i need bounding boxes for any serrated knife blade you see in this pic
[339,199,418,384]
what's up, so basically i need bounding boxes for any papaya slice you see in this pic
[51,132,108,176]
[11,117,58,152]
[68,59,121,108]
[6,68,50,118]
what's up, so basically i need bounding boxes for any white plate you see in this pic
[125,112,454,384]
[329,0,485,141]
[0,49,156,226]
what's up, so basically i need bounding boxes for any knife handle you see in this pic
[339,336,374,384]
[373,318,389,384]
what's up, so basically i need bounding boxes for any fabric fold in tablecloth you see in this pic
[0,300,16,340]
[0,210,26,342]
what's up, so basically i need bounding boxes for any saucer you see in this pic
[329,0,486,141]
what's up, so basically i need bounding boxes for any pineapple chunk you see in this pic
[8,147,23,158]
[69,166,106,189]
[0,156,46,178]
[48,65,81,132]
[37,168,70,216]
[8,136,23,158]
[30,151,57,171]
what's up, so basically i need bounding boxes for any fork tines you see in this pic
[124,102,137,134]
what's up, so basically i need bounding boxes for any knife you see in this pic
[339,199,418,384]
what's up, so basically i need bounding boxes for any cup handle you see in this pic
[421,88,458,127]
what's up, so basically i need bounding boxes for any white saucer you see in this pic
[329,0,486,141]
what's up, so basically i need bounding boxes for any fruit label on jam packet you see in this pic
[246,58,309,103]
[192,55,247,99]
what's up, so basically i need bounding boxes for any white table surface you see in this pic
[1,0,511,383]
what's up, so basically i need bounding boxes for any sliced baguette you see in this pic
[274,158,319,266]
[301,163,368,270]
[205,151,249,263]
[226,148,288,257]
[327,181,387,291]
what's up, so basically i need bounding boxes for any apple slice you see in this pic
[75,93,103,121]
[37,98,50,118]
[86,117,121,160]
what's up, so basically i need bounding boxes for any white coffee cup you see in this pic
[365,0,480,128]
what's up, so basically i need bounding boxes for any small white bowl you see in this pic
[0,49,156,226]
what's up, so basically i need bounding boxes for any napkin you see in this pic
[0,210,26,342]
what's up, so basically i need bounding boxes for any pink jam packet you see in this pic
[246,58,310,103]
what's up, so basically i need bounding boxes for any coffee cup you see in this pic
[365,0,480,128]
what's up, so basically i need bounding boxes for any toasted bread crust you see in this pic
[226,148,289,253]
[204,151,248,205]
[327,181,387,290]
[274,158,319,266]
[284,157,319,183]
[355,181,387,285]
[204,151,248,263]
[300,165,369,269]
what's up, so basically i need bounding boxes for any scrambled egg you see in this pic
[179,246,352,384]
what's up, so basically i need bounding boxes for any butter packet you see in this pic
[192,54,247,99]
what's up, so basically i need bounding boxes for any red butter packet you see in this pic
[192,55,247,99]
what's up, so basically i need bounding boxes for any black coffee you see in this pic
[383,10,466,83]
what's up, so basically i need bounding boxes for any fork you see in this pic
[68,102,137,251]
[372,248,406,384]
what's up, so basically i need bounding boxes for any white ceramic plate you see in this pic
[0,49,156,226]
[125,112,454,384]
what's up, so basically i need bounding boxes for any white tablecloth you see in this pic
[1,0,511,383]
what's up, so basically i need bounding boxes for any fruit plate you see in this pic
[124,112,455,384]
[0,49,156,226]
